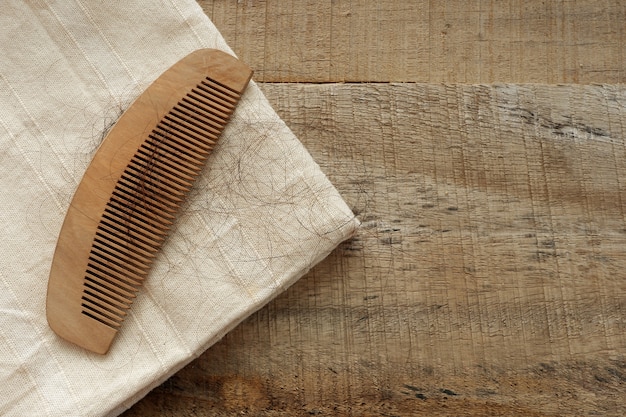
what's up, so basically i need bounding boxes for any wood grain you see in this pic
[122,1,626,415]
[124,83,626,416]
[199,0,626,83]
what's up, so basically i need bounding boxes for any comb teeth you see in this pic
[79,77,240,329]
[47,49,252,354]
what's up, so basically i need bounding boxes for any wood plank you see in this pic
[124,83,626,416]
[199,0,626,83]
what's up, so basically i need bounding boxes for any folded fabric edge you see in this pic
[29,2,362,414]
[107,217,359,416]
[76,53,361,417]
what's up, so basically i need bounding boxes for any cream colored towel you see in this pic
[0,1,358,415]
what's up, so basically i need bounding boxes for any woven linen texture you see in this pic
[0,1,358,416]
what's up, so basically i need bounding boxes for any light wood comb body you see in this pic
[47,49,252,354]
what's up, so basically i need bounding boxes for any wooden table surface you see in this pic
[124,1,626,416]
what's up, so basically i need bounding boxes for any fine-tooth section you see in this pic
[151,128,210,161]
[108,196,175,225]
[146,134,204,169]
[83,279,132,308]
[169,107,219,143]
[79,75,243,330]
[130,154,194,189]
[178,98,229,129]
[47,49,252,354]
[85,266,138,295]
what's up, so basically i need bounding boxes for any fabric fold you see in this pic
[0,1,358,415]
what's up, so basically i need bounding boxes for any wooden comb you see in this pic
[46,49,252,354]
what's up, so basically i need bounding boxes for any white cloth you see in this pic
[0,1,358,416]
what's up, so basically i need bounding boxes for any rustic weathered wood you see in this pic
[121,1,626,415]
[199,0,626,83]
[124,83,626,416]
[47,49,252,354]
